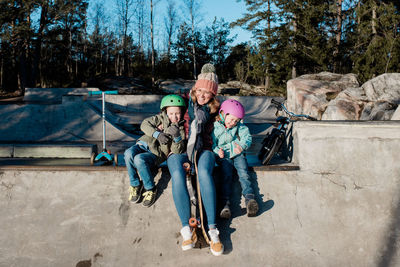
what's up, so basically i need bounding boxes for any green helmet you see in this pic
[160,94,186,110]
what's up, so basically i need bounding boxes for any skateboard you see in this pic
[183,151,210,248]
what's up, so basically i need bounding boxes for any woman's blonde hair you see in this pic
[190,87,220,114]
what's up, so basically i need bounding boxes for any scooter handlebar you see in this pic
[88,90,118,96]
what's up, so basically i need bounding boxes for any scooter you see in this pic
[88,90,119,166]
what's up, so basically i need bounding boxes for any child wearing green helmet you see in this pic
[124,94,186,207]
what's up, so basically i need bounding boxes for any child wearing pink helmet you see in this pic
[212,99,259,218]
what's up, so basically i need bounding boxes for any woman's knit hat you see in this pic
[194,63,218,95]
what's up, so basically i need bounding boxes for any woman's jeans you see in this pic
[167,150,217,229]
[124,144,158,190]
[216,153,254,201]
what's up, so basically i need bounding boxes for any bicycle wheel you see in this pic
[260,133,284,165]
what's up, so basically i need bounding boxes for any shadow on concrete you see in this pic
[281,122,294,162]
[214,166,275,254]
[155,167,172,203]
[377,187,400,267]
[251,171,275,216]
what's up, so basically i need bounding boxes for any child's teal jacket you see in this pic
[212,120,252,159]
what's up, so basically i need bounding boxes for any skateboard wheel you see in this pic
[183,162,190,171]
[114,153,118,166]
[189,217,197,228]
[90,152,96,165]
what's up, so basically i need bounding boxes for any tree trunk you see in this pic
[189,1,197,79]
[264,0,271,91]
[0,43,3,89]
[372,2,377,35]
[67,28,73,80]
[18,40,28,93]
[32,2,47,88]
[15,0,28,93]
[333,0,343,73]
[191,16,197,79]
[165,0,177,59]
[291,13,297,79]
[357,1,361,34]
[264,66,270,93]
[150,0,155,86]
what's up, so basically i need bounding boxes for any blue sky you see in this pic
[187,0,253,45]
[89,0,254,48]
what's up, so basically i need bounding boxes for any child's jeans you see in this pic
[216,153,253,201]
[167,151,217,229]
[124,144,158,190]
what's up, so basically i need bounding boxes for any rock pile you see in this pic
[157,79,261,96]
[287,72,400,120]
[88,75,150,94]
[157,79,194,94]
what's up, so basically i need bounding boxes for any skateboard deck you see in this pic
[183,151,210,248]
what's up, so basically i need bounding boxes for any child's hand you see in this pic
[218,148,224,158]
[157,132,171,145]
[165,125,180,138]
[233,143,243,154]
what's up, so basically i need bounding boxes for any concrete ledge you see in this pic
[1,144,97,158]
[0,145,13,157]
[24,87,100,102]
[292,120,400,172]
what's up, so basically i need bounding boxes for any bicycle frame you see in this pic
[258,99,316,165]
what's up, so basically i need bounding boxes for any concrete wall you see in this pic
[0,121,399,266]
[0,98,136,142]
[0,93,278,143]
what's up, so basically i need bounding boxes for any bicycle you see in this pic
[258,99,317,165]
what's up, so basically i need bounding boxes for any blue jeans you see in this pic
[167,150,217,229]
[124,144,158,190]
[216,153,254,201]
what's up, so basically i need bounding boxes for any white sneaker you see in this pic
[208,228,224,256]
[180,226,195,251]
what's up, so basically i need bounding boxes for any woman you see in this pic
[167,63,224,256]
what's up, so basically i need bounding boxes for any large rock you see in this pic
[322,87,366,120]
[287,72,359,120]
[288,72,400,120]
[362,73,400,102]
[360,101,397,120]
[392,105,400,120]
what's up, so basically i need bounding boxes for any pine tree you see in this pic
[174,22,193,78]
[0,0,38,92]
[204,17,234,80]
[233,0,277,88]
[351,0,400,82]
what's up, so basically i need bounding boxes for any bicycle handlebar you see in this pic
[270,98,317,121]
[271,99,281,106]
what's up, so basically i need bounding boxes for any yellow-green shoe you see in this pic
[142,187,157,207]
[129,184,143,203]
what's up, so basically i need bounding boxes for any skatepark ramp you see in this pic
[1,121,399,266]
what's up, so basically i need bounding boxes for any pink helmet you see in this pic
[220,99,245,119]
